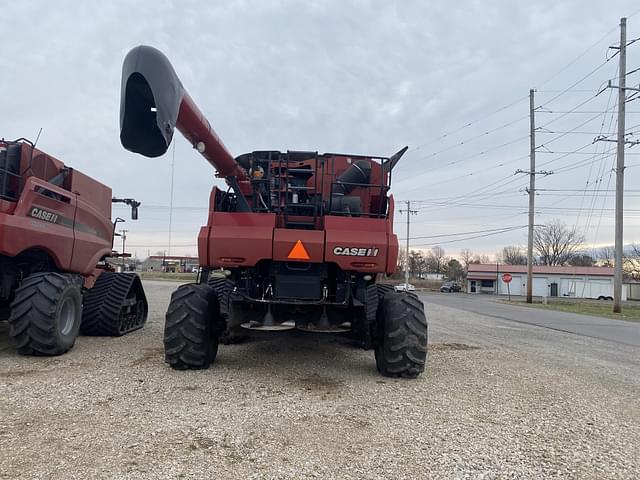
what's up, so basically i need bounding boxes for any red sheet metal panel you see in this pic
[0,177,76,270]
[69,169,112,220]
[70,193,113,275]
[206,212,275,268]
[324,216,388,273]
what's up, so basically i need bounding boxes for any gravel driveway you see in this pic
[1,281,638,479]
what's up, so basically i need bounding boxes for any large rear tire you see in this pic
[8,273,83,355]
[164,283,219,370]
[376,284,395,300]
[374,291,428,378]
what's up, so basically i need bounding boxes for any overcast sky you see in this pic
[2,1,640,260]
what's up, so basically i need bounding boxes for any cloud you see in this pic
[2,0,639,258]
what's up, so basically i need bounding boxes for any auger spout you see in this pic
[119,45,251,206]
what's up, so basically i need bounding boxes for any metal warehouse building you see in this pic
[467,264,628,300]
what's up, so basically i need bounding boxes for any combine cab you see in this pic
[119,45,427,377]
[0,138,147,355]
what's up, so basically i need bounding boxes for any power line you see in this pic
[398,225,526,241]
[536,25,619,88]
[409,115,529,159]
[538,59,613,108]
[571,85,617,235]
[393,152,529,193]
[537,110,640,114]
[411,226,528,247]
[536,188,640,192]
[537,108,616,149]
[404,20,626,157]
[408,96,530,153]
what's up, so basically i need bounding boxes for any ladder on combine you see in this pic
[275,154,321,230]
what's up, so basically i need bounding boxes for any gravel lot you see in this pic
[1,280,639,479]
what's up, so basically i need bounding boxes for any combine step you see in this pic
[81,272,148,336]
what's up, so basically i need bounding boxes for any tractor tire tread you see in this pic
[8,272,82,356]
[374,291,428,378]
[164,283,219,370]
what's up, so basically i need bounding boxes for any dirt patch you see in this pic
[0,368,51,378]
[429,342,480,351]
[295,373,344,395]
[129,347,165,366]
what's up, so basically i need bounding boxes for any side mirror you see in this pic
[112,197,141,220]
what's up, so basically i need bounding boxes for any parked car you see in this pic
[394,283,416,292]
[440,281,461,293]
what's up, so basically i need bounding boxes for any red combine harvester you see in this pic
[0,138,147,355]
[120,45,427,377]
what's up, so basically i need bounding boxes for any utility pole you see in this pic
[400,201,418,287]
[516,89,553,302]
[595,19,640,311]
[120,229,128,269]
[527,88,536,304]
[614,17,627,313]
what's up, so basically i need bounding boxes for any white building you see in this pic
[467,264,628,301]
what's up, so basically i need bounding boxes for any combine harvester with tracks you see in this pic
[119,45,427,377]
[0,138,147,355]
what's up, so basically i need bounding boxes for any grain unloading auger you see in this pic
[120,45,427,378]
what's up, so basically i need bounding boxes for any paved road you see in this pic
[420,292,640,347]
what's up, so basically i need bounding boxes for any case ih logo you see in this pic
[333,247,379,257]
[30,207,60,224]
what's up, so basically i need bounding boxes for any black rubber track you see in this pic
[81,272,148,336]
[374,292,428,378]
[164,283,219,370]
[8,272,82,355]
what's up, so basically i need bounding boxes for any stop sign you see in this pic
[502,273,513,283]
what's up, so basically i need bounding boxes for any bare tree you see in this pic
[409,250,427,279]
[598,246,615,267]
[624,244,640,280]
[471,254,492,264]
[568,253,595,267]
[459,248,473,271]
[500,245,527,265]
[426,246,446,274]
[534,220,584,266]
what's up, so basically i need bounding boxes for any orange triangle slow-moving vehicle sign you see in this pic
[288,240,311,260]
